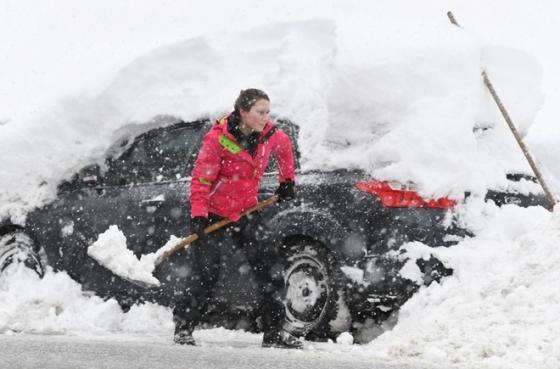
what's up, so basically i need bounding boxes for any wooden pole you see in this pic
[447,11,557,208]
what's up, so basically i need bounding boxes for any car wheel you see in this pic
[0,230,45,278]
[282,240,348,338]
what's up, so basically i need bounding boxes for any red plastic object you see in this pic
[355,180,457,209]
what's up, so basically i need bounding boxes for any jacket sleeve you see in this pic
[190,131,222,218]
[271,129,296,183]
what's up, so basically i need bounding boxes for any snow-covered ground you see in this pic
[0,330,421,369]
[1,1,560,368]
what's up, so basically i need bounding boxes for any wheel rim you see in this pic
[284,250,329,330]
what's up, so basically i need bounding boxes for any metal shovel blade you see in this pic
[87,225,164,288]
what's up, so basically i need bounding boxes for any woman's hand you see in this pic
[275,180,295,202]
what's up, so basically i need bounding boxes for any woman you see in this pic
[172,89,301,349]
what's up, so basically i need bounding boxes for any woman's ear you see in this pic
[239,108,249,122]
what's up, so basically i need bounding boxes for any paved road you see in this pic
[0,333,431,369]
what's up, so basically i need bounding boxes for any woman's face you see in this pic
[239,99,270,133]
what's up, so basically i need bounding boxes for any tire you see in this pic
[282,240,349,339]
[0,230,45,278]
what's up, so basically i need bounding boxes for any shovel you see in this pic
[88,195,279,288]
[447,11,557,208]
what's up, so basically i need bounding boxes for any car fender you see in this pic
[0,222,24,236]
[265,207,347,256]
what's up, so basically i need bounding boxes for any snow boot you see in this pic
[174,324,196,346]
[262,329,303,349]
[174,330,196,345]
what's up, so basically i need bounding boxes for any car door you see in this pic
[101,121,208,258]
[27,120,209,299]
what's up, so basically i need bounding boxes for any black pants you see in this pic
[172,213,285,334]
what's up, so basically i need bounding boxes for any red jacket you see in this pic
[190,114,295,221]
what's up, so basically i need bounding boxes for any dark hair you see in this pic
[234,89,269,112]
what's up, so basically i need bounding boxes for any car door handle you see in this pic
[140,194,165,207]
[141,199,164,206]
[141,198,164,214]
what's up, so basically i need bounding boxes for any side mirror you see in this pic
[78,164,101,186]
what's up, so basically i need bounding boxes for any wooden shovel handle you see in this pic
[447,11,557,209]
[156,195,279,265]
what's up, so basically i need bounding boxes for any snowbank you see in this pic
[0,264,172,335]
[369,201,560,368]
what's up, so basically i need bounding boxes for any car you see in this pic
[0,115,551,342]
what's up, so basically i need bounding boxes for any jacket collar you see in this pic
[214,112,274,143]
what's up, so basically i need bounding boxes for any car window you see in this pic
[104,121,208,185]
